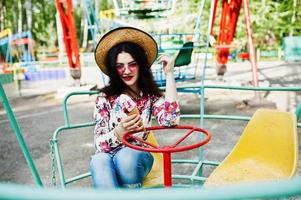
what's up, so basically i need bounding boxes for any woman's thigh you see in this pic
[113,147,154,187]
[89,153,119,188]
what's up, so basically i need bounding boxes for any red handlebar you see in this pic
[121,125,212,187]
[121,125,211,153]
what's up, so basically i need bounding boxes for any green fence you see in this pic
[0,73,14,85]
[283,36,301,61]
[0,177,301,200]
[1,81,301,199]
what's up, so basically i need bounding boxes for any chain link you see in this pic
[49,139,57,187]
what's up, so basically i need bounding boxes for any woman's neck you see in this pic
[124,89,141,100]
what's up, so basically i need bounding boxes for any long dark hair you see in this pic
[100,42,162,97]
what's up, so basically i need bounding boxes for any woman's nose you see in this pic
[124,66,131,74]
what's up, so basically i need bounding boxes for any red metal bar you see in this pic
[128,134,159,148]
[242,0,259,86]
[122,126,212,188]
[171,128,195,148]
[122,126,212,154]
[211,0,259,86]
[216,0,242,65]
[163,152,172,187]
[55,0,81,79]
[229,0,242,42]
[210,0,219,36]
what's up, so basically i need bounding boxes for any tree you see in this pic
[0,0,57,47]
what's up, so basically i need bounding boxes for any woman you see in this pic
[90,27,180,188]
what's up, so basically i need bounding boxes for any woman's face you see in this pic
[115,51,140,91]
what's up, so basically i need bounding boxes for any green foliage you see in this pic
[99,0,114,11]
[0,0,57,47]
[241,0,300,48]
[31,0,57,46]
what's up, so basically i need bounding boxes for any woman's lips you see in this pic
[122,76,133,81]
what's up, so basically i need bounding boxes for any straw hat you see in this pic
[94,27,158,75]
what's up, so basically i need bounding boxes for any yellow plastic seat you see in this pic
[205,109,298,186]
[143,132,164,187]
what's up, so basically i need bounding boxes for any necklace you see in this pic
[131,95,140,101]
[125,90,142,101]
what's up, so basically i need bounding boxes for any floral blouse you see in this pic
[93,92,180,153]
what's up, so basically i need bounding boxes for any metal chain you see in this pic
[49,139,57,187]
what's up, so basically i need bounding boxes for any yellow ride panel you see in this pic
[205,109,298,186]
[143,132,164,187]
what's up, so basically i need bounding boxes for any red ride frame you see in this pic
[55,0,81,71]
[211,0,259,86]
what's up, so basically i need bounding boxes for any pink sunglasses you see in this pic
[115,62,139,74]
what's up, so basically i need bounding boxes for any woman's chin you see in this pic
[123,79,137,86]
[122,81,133,86]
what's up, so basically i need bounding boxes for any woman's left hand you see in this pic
[157,54,175,75]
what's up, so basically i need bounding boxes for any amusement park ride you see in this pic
[55,0,81,83]
[210,0,259,86]
[54,0,259,87]
[0,0,301,199]
[0,30,35,70]
[112,0,177,18]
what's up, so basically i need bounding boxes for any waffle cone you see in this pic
[126,107,140,116]
[126,107,147,133]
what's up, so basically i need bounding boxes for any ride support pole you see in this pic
[55,0,81,81]
[163,152,172,187]
[0,83,43,187]
[243,0,259,87]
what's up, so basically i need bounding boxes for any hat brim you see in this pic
[94,27,158,75]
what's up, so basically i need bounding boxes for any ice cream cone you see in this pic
[126,106,139,116]
[126,106,147,134]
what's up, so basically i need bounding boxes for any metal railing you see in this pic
[1,79,301,198]
[50,85,301,188]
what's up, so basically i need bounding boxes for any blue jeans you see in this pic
[90,147,154,189]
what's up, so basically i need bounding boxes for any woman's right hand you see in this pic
[115,114,143,138]
[157,54,175,76]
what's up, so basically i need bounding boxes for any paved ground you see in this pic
[0,60,301,190]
